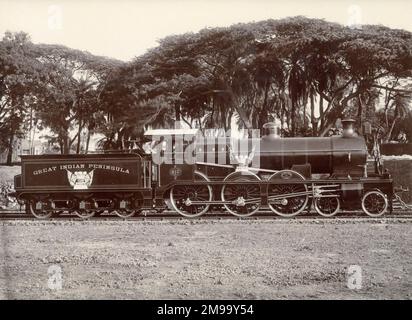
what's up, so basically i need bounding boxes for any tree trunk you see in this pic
[119,129,125,150]
[280,106,284,135]
[285,104,290,134]
[175,104,181,121]
[310,94,317,136]
[291,100,296,137]
[63,137,69,154]
[319,96,324,129]
[61,132,70,154]
[303,101,307,129]
[85,129,91,154]
[76,119,82,154]
[259,82,270,128]
[234,105,253,130]
[386,117,397,142]
[357,96,363,132]
[210,97,215,128]
[6,132,14,166]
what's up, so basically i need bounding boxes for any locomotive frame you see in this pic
[12,120,394,219]
[164,170,393,217]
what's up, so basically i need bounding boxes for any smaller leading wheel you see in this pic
[361,190,388,217]
[28,199,55,219]
[314,197,340,217]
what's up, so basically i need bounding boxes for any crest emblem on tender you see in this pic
[67,170,94,189]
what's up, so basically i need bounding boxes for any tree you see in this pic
[92,18,412,144]
[5,17,409,157]
[0,31,45,164]
[32,43,123,153]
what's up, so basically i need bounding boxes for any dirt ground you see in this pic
[0,218,410,300]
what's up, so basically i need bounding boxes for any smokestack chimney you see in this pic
[341,119,356,138]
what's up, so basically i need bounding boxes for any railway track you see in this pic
[1,208,411,221]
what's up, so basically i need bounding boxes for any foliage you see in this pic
[0,32,123,157]
[99,17,412,146]
[1,17,411,156]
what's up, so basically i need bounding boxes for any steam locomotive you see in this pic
[12,119,394,219]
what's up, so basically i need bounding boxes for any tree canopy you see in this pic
[100,17,412,146]
[1,16,411,160]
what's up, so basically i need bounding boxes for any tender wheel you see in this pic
[170,171,212,217]
[72,199,97,219]
[113,196,142,218]
[221,171,261,217]
[361,190,388,217]
[28,199,55,219]
[268,170,308,217]
[314,197,340,217]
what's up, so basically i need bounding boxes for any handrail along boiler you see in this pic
[12,119,394,219]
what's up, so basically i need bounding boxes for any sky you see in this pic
[1,0,411,62]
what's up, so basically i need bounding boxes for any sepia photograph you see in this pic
[0,0,411,306]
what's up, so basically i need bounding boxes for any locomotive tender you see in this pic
[13,119,393,219]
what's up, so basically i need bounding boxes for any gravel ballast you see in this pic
[0,219,410,299]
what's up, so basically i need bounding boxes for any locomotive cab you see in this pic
[143,128,199,188]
